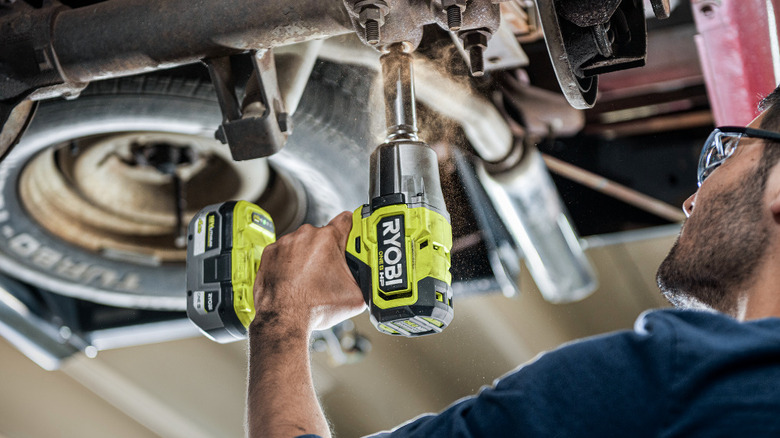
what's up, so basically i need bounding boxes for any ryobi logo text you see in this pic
[205,213,218,251]
[377,215,408,292]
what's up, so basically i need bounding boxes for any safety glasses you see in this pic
[697,126,780,187]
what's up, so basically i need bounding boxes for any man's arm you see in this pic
[248,319,324,437]
[247,212,366,438]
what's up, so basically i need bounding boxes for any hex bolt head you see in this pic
[460,30,490,77]
[441,0,467,9]
[357,4,386,45]
[358,5,385,26]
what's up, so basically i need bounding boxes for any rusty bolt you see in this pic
[460,29,491,77]
[355,0,389,46]
[359,6,385,45]
[359,5,385,26]
[442,0,467,31]
[364,20,381,45]
[446,6,462,31]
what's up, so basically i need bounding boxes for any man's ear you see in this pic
[771,197,780,216]
[772,199,780,216]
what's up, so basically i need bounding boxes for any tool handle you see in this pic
[345,208,373,306]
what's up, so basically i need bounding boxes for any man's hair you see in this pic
[759,84,780,173]
[759,85,780,113]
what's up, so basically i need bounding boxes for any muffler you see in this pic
[470,144,597,303]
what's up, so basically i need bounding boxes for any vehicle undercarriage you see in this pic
[0,0,778,434]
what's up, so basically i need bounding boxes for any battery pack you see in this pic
[186,201,276,343]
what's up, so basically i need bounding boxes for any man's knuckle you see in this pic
[321,229,343,248]
[323,225,339,238]
[263,242,278,254]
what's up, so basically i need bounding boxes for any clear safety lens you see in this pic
[697,130,741,186]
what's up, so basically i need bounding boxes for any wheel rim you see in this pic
[19,132,271,263]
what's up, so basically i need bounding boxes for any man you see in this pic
[247,85,780,437]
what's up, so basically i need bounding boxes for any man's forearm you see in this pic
[246,213,365,437]
[247,314,330,438]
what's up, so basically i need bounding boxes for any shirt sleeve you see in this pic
[366,311,674,438]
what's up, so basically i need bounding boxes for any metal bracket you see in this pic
[205,50,291,161]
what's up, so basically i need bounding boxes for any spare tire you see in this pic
[0,62,378,310]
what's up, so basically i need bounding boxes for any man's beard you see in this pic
[656,166,769,314]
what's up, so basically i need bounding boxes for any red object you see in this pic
[693,0,780,126]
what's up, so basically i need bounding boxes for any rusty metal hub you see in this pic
[19,132,273,263]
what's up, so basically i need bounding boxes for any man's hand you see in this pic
[247,211,366,438]
[251,211,366,333]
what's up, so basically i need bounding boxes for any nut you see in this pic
[441,0,467,9]
[359,6,385,26]
[460,29,490,49]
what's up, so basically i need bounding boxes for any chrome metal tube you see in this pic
[476,148,597,303]
[381,44,418,140]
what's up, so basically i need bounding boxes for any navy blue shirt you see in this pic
[301,309,780,437]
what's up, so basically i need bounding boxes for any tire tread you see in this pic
[81,75,218,102]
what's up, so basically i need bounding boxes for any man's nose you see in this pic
[682,193,696,218]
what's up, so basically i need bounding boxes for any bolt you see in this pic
[460,29,491,77]
[365,19,381,45]
[442,0,467,31]
[356,1,388,46]
[446,5,462,31]
[468,45,485,76]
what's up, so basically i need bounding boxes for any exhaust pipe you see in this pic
[474,144,597,303]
